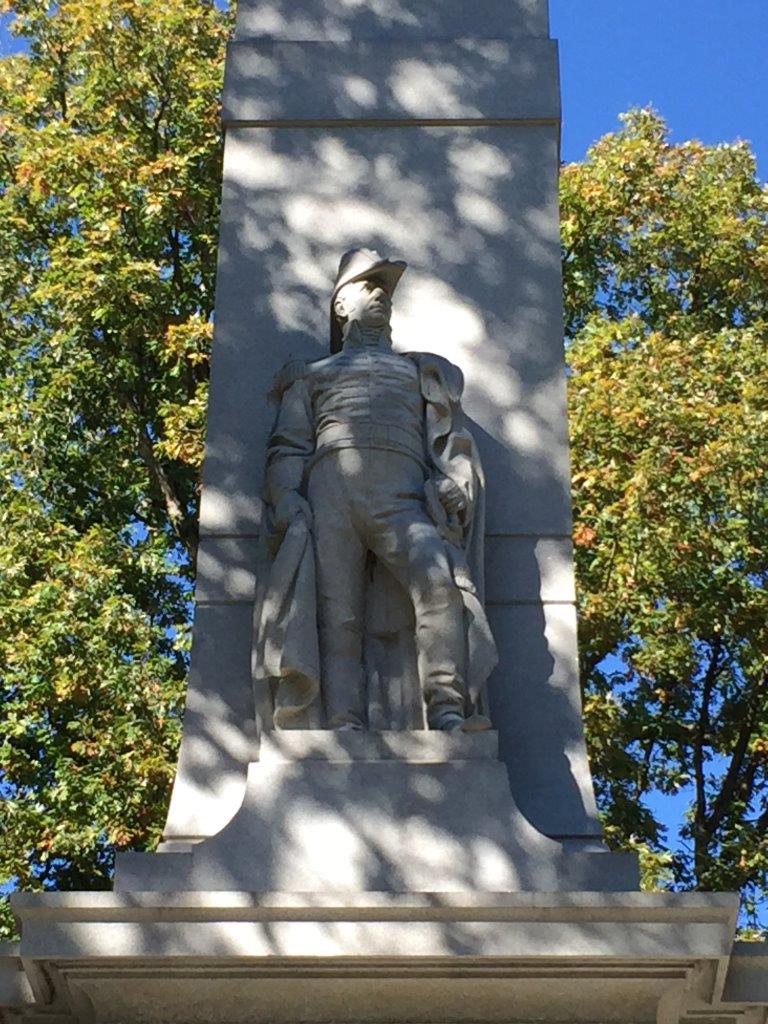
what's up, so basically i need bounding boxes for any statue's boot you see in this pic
[428,700,491,733]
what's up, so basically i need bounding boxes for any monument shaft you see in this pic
[161,0,600,850]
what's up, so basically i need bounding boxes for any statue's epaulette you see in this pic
[271,359,308,397]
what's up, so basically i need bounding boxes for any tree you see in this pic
[562,110,768,927]
[0,0,229,938]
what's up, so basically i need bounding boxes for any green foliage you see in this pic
[563,110,768,927]
[0,0,229,938]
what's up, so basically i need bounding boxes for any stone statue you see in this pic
[255,249,497,732]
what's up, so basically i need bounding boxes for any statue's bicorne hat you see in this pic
[329,247,407,353]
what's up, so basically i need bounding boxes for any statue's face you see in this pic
[334,278,392,329]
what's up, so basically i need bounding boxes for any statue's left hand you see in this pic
[272,491,313,532]
[436,476,468,516]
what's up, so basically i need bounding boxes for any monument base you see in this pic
[113,732,637,894]
[4,734,766,1024]
[6,889,762,1024]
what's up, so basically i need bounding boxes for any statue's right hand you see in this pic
[436,475,468,516]
[272,491,312,532]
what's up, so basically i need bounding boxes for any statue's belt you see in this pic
[310,422,426,468]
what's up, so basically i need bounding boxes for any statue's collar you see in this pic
[342,321,393,350]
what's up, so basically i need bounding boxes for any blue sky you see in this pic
[551,0,768,178]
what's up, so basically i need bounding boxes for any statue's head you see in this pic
[330,248,406,353]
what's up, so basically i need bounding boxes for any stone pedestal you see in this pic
[113,733,637,893]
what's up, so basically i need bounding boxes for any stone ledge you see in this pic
[11,891,738,961]
[258,729,499,763]
[4,893,754,1024]
[222,39,560,125]
[11,889,741,920]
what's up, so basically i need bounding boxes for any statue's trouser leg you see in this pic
[308,455,367,728]
[362,452,468,722]
[308,448,467,727]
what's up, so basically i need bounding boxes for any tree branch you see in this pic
[705,669,767,841]
[633,734,656,800]
[136,427,198,570]
[109,330,199,572]
[693,640,720,820]
[692,638,722,877]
